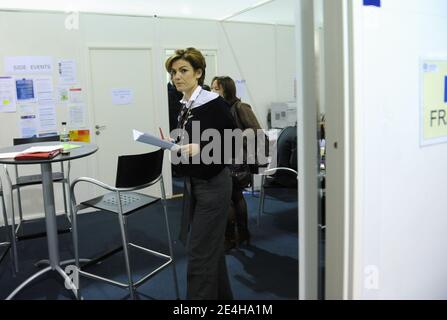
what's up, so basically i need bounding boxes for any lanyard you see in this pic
[177,89,202,144]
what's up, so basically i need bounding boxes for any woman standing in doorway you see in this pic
[211,76,263,252]
[165,48,235,300]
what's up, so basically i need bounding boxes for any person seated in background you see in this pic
[267,126,297,188]
[202,84,211,91]
[211,75,263,252]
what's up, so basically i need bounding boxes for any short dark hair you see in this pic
[211,76,238,105]
[165,48,206,86]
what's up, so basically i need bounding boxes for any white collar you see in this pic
[180,85,202,106]
[179,85,219,109]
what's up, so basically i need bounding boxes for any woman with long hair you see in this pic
[211,76,263,252]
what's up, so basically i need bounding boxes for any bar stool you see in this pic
[70,149,179,299]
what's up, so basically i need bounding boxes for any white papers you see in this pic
[133,129,180,151]
[112,89,133,105]
[19,104,35,114]
[57,59,77,84]
[235,79,248,101]
[19,115,38,138]
[57,86,69,103]
[69,104,86,127]
[69,88,83,104]
[5,56,53,74]
[34,77,54,102]
[0,152,21,159]
[22,145,63,153]
[38,104,57,133]
[0,76,17,112]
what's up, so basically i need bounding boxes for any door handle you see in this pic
[95,125,106,130]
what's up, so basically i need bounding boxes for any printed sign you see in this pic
[421,59,447,146]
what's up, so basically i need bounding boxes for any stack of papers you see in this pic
[14,145,62,160]
[21,145,64,153]
[0,152,21,159]
[133,129,180,151]
[61,144,81,152]
[0,144,82,159]
[15,149,61,160]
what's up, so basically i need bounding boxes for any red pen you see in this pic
[159,127,165,140]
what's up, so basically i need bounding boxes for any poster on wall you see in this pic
[69,129,90,142]
[37,104,57,134]
[69,104,86,127]
[16,78,35,101]
[111,88,133,105]
[69,87,83,103]
[57,86,69,103]
[0,76,17,112]
[34,77,54,102]
[19,115,38,138]
[421,59,447,146]
[235,80,248,102]
[18,103,38,138]
[4,56,53,74]
[58,59,77,84]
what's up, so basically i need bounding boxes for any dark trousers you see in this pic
[186,168,233,300]
[225,180,249,245]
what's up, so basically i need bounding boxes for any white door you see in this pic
[89,47,159,190]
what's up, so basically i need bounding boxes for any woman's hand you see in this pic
[180,144,200,157]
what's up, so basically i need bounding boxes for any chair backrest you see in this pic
[115,148,164,188]
[276,126,297,170]
[13,135,60,146]
[270,126,297,188]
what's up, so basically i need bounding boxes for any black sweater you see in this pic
[173,96,236,180]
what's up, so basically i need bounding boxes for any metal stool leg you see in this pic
[10,200,19,273]
[161,177,180,299]
[70,191,82,299]
[257,175,266,226]
[117,209,135,299]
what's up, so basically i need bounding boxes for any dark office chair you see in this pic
[9,135,71,240]
[70,149,179,300]
[257,167,298,226]
[257,126,298,225]
[0,173,18,272]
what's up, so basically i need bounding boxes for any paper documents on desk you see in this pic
[22,145,63,153]
[133,129,180,151]
[0,152,20,159]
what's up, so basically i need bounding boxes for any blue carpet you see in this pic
[0,187,298,300]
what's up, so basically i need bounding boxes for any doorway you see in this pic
[88,47,161,195]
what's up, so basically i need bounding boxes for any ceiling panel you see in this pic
[0,0,294,25]
[226,0,295,25]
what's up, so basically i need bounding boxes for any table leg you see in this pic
[41,162,60,269]
[6,162,81,300]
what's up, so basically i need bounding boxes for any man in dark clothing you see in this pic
[168,82,183,133]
